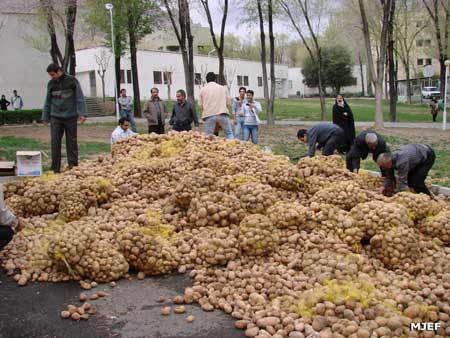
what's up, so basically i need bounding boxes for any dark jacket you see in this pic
[0,98,10,111]
[42,73,87,121]
[307,122,344,157]
[170,100,199,128]
[346,130,389,171]
[332,99,355,151]
[143,98,168,126]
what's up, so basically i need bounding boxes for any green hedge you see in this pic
[0,109,43,125]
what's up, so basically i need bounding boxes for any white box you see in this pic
[16,151,42,176]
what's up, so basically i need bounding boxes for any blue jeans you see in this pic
[120,109,137,132]
[243,125,259,144]
[204,114,234,140]
[234,117,245,140]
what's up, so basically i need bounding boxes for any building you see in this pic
[288,66,367,97]
[76,47,290,101]
[0,10,50,109]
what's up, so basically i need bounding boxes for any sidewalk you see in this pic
[86,116,448,130]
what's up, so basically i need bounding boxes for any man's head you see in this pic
[46,63,64,81]
[151,87,159,99]
[297,129,308,143]
[365,133,378,151]
[246,90,254,102]
[239,87,246,97]
[1,95,5,99]
[206,72,216,83]
[120,89,127,97]
[13,90,17,96]
[176,89,186,104]
[377,152,393,169]
[118,117,131,131]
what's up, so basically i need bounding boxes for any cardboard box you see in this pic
[16,151,42,176]
[0,161,15,176]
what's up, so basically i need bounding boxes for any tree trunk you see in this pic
[317,53,326,120]
[267,0,276,125]
[359,53,365,96]
[186,1,195,101]
[257,0,270,120]
[375,80,384,129]
[101,76,106,103]
[115,55,121,108]
[405,61,412,104]
[440,57,446,98]
[387,0,396,122]
[65,0,77,76]
[218,51,225,85]
[128,28,142,117]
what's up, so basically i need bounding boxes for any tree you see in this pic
[302,46,355,95]
[422,0,450,97]
[224,65,237,91]
[395,0,426,104]
[94,49,111,102]
[163,65,174,100]
[200,0,229,85]
[163,0,195,101]
[358,0,394,129]
[279,0,328,120]
[125,0,159,118]
[38,0,79,75]
[387,0,396,121]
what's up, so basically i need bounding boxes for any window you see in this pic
[243,76,249,86]
[417,59,424,66]
[424,39,432,47]
[258,76,263,87]
[289,80,293,89]
[237,75,243,86]
[126,70,132,84]
[195,73,202,85]
[153,71,162,84]
[120,69,125,84]
[164,72,172,85]
[416,39,423,47]
[425,58,432,65]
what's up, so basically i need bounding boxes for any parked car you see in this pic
[422,86,441,99]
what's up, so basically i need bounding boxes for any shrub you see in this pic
[0,110,43,125]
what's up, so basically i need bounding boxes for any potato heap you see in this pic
[238,214,279,256]
[1,132,450,338]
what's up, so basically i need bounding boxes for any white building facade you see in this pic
[288,66,367,97]
[76,48,290,101]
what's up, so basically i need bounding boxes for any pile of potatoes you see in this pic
[1,132,450,337]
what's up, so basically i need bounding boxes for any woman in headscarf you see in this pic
[332,94,355,152]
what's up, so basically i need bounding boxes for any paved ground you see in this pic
[86,116,448,129]
[0,271,243,338]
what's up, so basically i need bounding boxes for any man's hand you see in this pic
[249,103,256,110]
[343,112,348,116]
[80,116,87,124]
[233,119,237,125]
[16,219,25,232]
[381,187,394,197]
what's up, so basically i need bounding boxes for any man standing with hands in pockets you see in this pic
[42,63,88,173]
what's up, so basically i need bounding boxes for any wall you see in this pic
[76,48,289,101]
[0,12,51,109]
[288,65,367,97]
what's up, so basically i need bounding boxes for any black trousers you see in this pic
[407,148,436,195]
[432,113,438,122]
[148,124,165,135]
[172,124,191,132]
[322,129,347,156]
[50,116,78,173]
[0,226,14,250]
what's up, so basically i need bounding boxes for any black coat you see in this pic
[332,99,355,152]
[346,130,389,172]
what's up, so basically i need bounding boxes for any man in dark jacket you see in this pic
[297,122,347,157]
[143,87,168,134]
[42,63,88,173]
[170,89,199,132]
[377,144,435,196]
[346,131,389,172]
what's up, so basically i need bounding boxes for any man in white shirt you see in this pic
[11,90,23,110]
[111,117,136,144]
[1,185,22,249]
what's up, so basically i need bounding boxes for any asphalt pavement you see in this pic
[0,271,243,338]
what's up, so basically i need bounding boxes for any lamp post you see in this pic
[444,60,450,131]
[105,3,120,119]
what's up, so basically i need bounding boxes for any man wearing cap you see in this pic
[346,131,389,173]
[377,144,435,196]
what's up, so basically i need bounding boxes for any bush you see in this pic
[0,109,43,125]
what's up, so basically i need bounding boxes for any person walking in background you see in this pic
[199,72,234,139]
[297,122,347,157]
[377,144,435,196]
[170,89,199,132]
[10,90,23,110]
[0,95,10,111]
[143,87,168,134]
[332,94,355,152]
[42,63,87,173]
[232,87,247,139]
[242,90,261,144]
[111,117,136,144]
[429,97,439,122]
[118,89,136,132]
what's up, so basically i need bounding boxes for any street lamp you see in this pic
[105,3,120,119]
[444,60,450,131]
